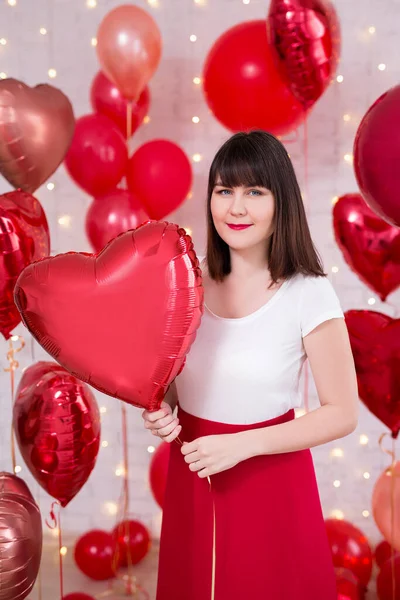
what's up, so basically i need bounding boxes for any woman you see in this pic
[143,130,358,599]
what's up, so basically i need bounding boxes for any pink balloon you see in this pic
[86,189,148,253]
[90,71,150,138]
[126,140,192,220]
[354,84,400,227]
[64,114,128,197]
[373,461,400,551]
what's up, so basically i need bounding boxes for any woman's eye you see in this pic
[217,189,231,195]
[249,189,262,196]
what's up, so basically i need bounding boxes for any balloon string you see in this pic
[45,501,64,600]
[379,433,397,599]
[4,335,25,472]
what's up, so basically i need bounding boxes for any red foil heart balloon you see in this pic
[0,190,50,340]
[345,310,400,438]
[0,78,75,193]
[14,221,203,410]
[333,193,400,301]
[13,361,101,507]
[0,472,42,600]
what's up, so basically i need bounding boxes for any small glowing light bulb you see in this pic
[363,472,370,480]
[331,509,344,520]
[336,75,344,83]
[331,196,339,205]
[192,116,200,124]
[368,297,376,306]
[8,0,17,6]
[40,27,47,35]
[190,35,197,42]
[331,266,339,274]
[193,77,201,85]
[14,465,22,474]
[359,434,369,445]
[192,153,202,162]
[143,116,151,124]
[368,26,376,34]
[343,114,351,122]
[330,448,344,458]
[60,546,68,556]
[101,441,109,448]
[333,480,341,488]
[47,182,55,191]
[378,63,386,71]
[48,68,57,78]
[344,153,353,163]
[362,510,370,518]
[148,445,156,453]
[91,37,97,47]
[87,0,97,7]
[0,38,8,45]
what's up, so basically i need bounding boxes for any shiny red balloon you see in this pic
[112,519,151,567]
[14,222,203,411]
[0,190,50,340]
[0,473,42,600]
[74,530,116,581]
[149,442,170,508]
[85,189,148,253]
[375,541,399,569]
[354,85,400,227]
[345,310,400,438]
[90,71,150,138]
[335,568,361,600]
[325,519,373,588]
[126,140,192,220]
[13,361,101,507]
[203,20,305,136]
[63,594,95,600]
[377,555,400,599]
[333,193,400,301]
[267,0,341,108]
[64,114,128,197]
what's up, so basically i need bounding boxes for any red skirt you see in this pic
[156,407,337,600]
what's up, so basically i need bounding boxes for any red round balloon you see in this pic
[126,140,192,220]
[112,519,151,567]
[333,193,400,301]
[354,85,400,227]
[64,114,128,197]
[74,530,116,581]
[335,567,361,600]
[0,190,50,340]
[375,541,399,569]
[325,519,373,588]
[86,189,148,253]
[14,222,203,411]
[90,71,150,138]
[63,594,95,600]
[203,20,305,136]
[13,361,101,507]
[377,554,400,600]
[149,442,170,508]
[267,0,341,108]
[345,310,400,438]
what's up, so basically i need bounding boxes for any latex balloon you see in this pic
[126,140,192,220]
[375,540,399,569]
[112,519,151,567]
[13,361,101,507]
[74,530,116,581]
[377,555,400,599]
[64,114,128,197]
[90,71,150,138]
[354,84,400,227]
[0,472,42,600]
[333,194,400,301]
[149,442,170,508]
[345,310,400,438]
[373,462,400,552]
[203,20,305,135]
[325,518,373,588]
[267,0,341,108]
[0,78,75,193]
[96,5,162,100]
[335,567,361,600]
[0,190,50,340]
[14,221,204,411]
[85,189,148,253]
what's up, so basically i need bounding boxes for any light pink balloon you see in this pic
[372,461,400,551]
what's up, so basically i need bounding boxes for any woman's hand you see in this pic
[181,433,247,478]
[142,401,182,443]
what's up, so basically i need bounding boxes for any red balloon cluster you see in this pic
[0,190,50,340]
[149,442,170,508]
[74,520,151,581]
[325,518,373,592]
[13,361,101,507]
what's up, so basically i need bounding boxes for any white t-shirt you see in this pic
[176,262,344,424]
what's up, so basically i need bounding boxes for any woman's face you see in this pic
[210,179,275,252]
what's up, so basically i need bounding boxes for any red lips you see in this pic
[227,224,252,230]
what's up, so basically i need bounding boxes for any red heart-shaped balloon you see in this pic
[0,78,75,193]
[13,361,101,507]
[14,221,203,411]
[333,194,400,301]
[345,309,400,438]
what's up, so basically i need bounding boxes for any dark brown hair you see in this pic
[205,130,326,283]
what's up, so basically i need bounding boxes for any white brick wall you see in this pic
[1,0,399,550]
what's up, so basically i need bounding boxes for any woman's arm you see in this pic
[164,379,179,412]
[241,317,359,457]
